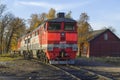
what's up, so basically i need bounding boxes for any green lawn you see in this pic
[0,53,22,61]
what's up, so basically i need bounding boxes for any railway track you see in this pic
[49,64,113,80]
[32,59,114,80]
[80,67,120,80]
[31,59,81,80]
[70,65,113,80]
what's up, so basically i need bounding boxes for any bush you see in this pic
[0,53,11,57]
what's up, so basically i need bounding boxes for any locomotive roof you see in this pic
[46,17,76,23]
[18,16,76,40]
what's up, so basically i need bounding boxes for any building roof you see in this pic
[88,29,106,41]
[88,29,120,42]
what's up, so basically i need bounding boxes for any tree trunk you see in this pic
[6,29,14,53]
[0,25,4,54]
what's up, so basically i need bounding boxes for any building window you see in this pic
[104,33,108,40]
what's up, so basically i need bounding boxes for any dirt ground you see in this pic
[0,57,120,80]
[0,59,43,76]
[0,58,73,80]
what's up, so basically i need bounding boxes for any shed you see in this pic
[81,29,120,57]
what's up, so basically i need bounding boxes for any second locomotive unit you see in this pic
[17,13,78,64]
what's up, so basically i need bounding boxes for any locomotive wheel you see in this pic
[41,52,47,63]
[40,54,43,62]
[37,50,41,59]
[40,55,42,61]
[23,51,28,59]
[40,51,44,62]
[40,52,42,61]
[28,51,33,59]
[37,50,48,63]
[45,57,49,64]
[43,54,46,63]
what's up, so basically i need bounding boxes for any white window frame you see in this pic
[104,33,108,40]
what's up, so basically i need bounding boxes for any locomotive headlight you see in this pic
[61,32,65,36]
[48,44,53,51]
[72,44,78,51]
[65,53,68,56]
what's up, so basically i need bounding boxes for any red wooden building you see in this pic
[82,29,120,57]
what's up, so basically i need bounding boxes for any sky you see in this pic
[2,0,120,37]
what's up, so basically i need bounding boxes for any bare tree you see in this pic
[0,2,26,53]
[0,3,12,54]
[6,17,26,52]
[1,13,14,53]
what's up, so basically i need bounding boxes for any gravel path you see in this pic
[75,58,120,80]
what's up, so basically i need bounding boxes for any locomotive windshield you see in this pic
[48,23,61,30]
[64,23,75,31]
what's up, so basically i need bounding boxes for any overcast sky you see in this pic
[2,0,120,37]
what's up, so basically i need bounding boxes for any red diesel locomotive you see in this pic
[17,13,78,64]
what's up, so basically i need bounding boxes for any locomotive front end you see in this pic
[46,13,78,64]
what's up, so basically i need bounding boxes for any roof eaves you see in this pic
[88,29,108,42]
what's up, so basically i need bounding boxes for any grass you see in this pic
[0,53,22,61]
[78,56,120,66]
